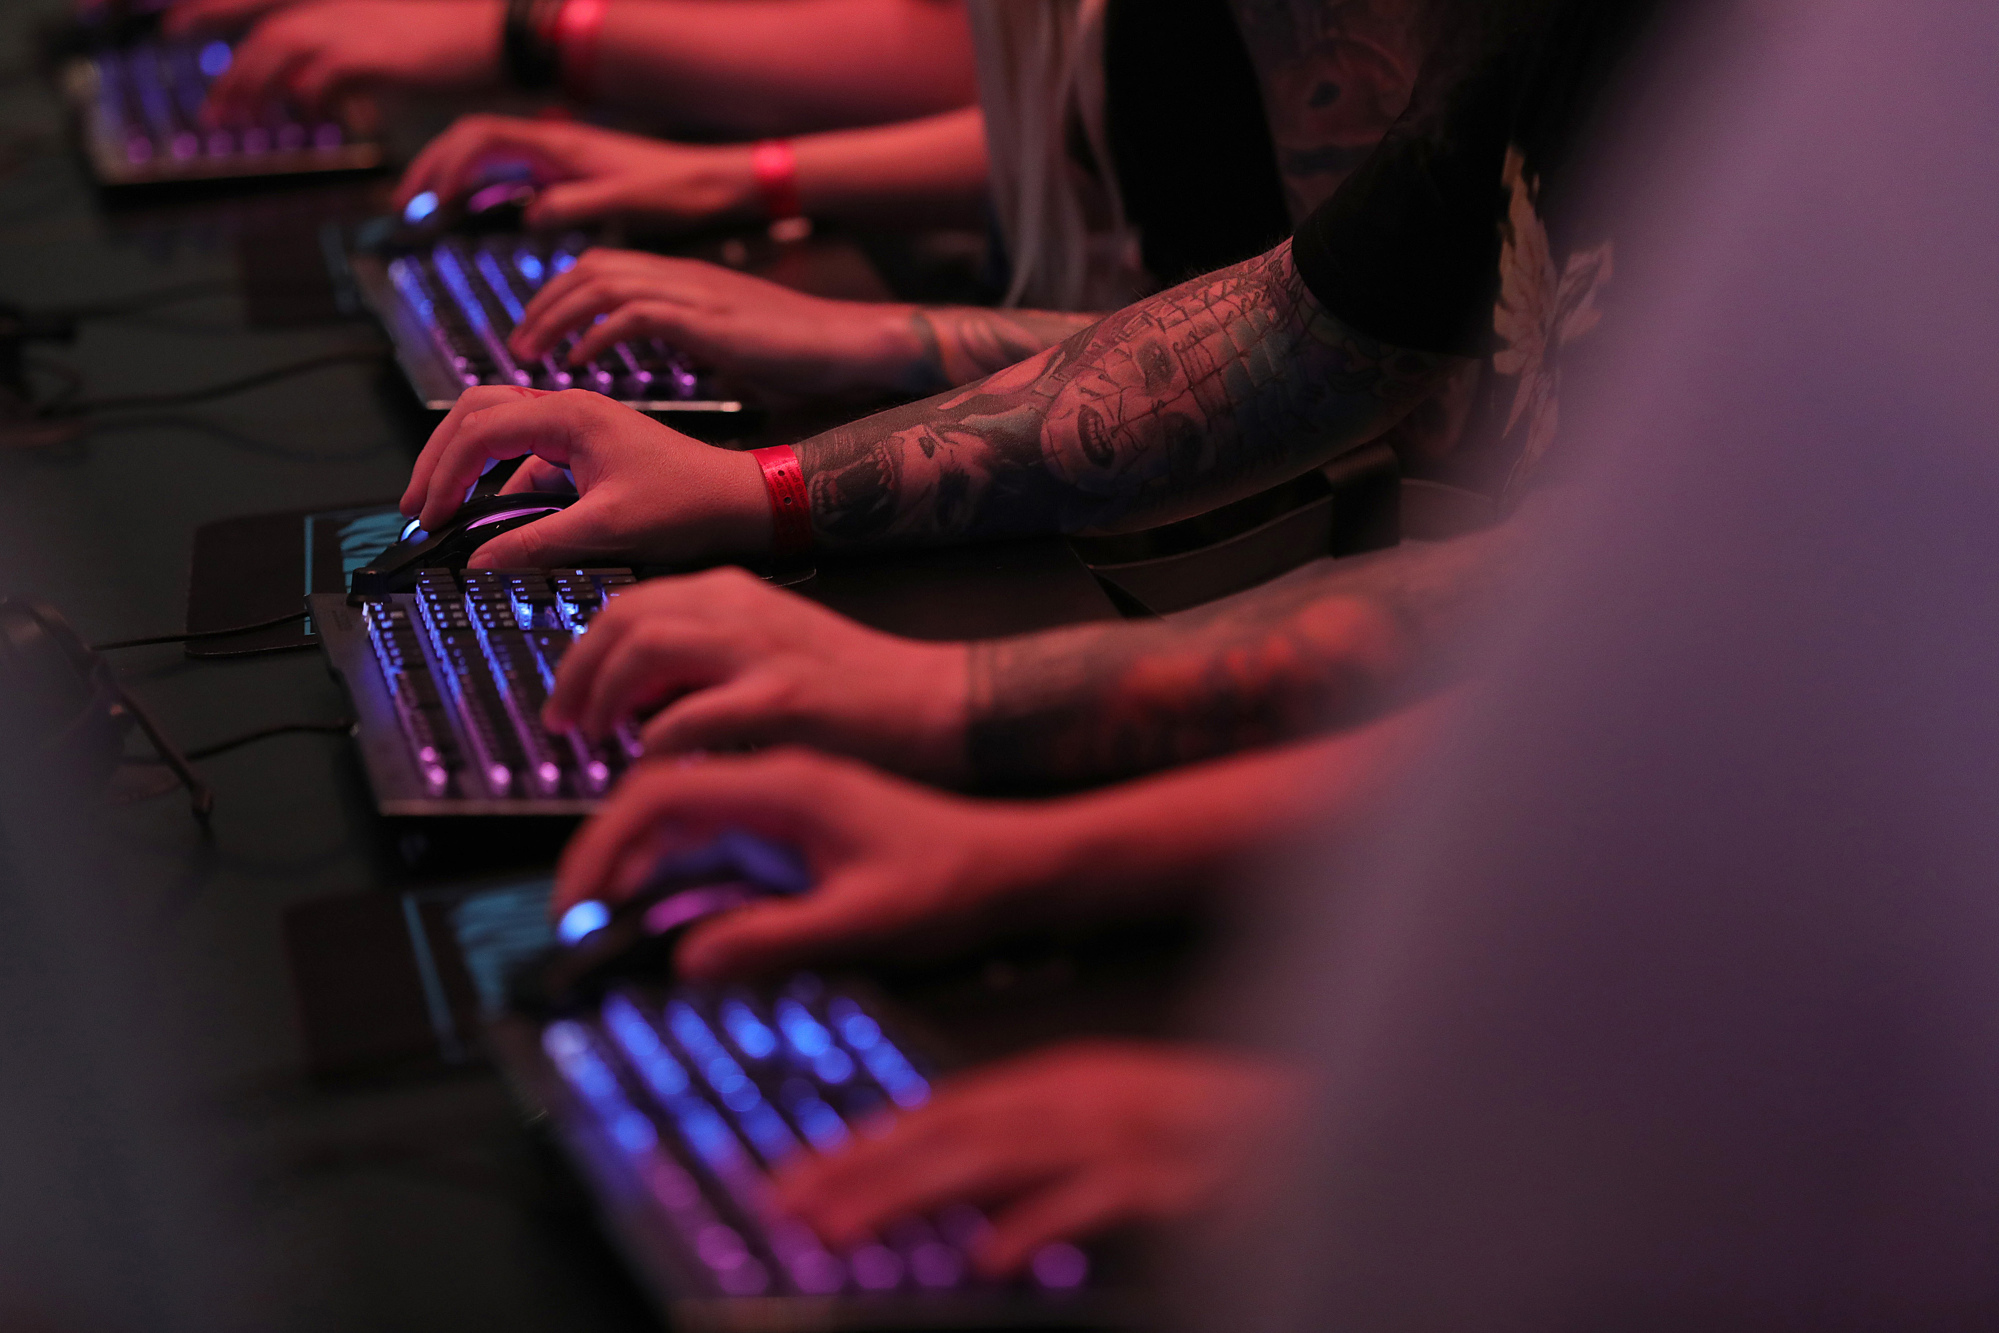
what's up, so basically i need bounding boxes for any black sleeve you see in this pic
[1288,26,1517,358]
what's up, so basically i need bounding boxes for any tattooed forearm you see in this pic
[1227,0,1422,219]
[796,241,1451,547]
[900,307,1105,396]
[964,520,1517,788]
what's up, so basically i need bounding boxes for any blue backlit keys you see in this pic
[537,979,1096,1306]
[371,568,642,801]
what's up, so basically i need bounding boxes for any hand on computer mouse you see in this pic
[399,386,768,567]
[395,116,761,234]
[551,749,1056,983]
[507,250,928,404]
[772,1041,1301,1278]
[200,0,502,128]
[542,568,970,781]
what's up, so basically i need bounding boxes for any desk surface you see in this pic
[0,8,1198,1330]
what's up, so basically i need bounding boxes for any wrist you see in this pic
[900,639,971,782]
[668,144,763,226]
[1011,780,1220,924]
[683,446,774,560]
[870,303,947,396]
[750,139,803,223]
[553,0,606,100]
[950,798,1086,928]
[954,791,1157,935]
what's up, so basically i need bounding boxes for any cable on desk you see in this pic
[92,606,313,652]
[37,346,389,419]
[183,719,354,761]
[120,718,354,765]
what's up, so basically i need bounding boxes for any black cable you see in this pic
[93,606,310,652]
[120,719,353,766]
[38,347,387,419]
[182,720,353,761]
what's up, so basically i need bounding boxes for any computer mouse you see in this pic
[378,176,539,251]
[509,830,812,1016]
[350,492,577,598]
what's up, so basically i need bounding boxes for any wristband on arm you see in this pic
[750,140,803,222]
[502,0,605,97]
[750,445,813,556]
[553,0,607,101]
[501,0,561,90]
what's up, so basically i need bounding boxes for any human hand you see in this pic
[551,749,1053,982]
[200,0,500,128]
[162,0,302,37]
[505,250,920,404]
[542,567,968,778]
[394,116,759,234]
[773,1041,1298,1277]
[398,385,767,567]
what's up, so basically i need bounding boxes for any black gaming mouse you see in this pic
[509,830,812,1017]
[374,174,540,251]
[350,493,577,598]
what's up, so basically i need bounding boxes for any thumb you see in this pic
[676,875,889,983]
[468,500,610,568]
[527,178,633,230]
[497,456,575,495]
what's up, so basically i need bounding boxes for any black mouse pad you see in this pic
[284,877,554,1080]
[185,499,404,656]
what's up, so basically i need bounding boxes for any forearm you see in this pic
[794,242,1449,547]
[997,699,1451,925]
[595,0,978,137]
[877,305,1105,396]
[963,523,1516,788]
[789,106,991,230]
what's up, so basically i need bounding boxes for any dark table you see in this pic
[0,9,1202,1330]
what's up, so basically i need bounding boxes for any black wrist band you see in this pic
[502,0,563,90]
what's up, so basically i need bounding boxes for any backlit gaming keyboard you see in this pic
[348,234,743,415]
[313,569,643,815]
[63,38,383,187]
[488,975,1117,1330]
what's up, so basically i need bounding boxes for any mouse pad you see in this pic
[284,877,554,1079]
[185,500,403,656]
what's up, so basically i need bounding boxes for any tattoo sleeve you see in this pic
[1227,0,1422,220]
[899,307,1106,396]
[796,242,1449,547]
[963,519,1518,789]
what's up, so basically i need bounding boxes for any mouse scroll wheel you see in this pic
[465,506,562,531]
[399,517,426,542]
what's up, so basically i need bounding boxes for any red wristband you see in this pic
[553,0,607,101]
[751,445,813,556]
[750,139,802,222]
